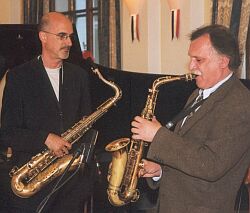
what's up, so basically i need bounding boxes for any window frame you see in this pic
[54,0,98,55]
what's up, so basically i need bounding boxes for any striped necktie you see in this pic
[192,91,204,107]
[181,91,204,127]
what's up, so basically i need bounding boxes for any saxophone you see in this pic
[9,65,122,198]
[105,73,196,206]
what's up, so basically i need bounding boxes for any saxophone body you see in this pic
[10,66,122,198]
[105,73,196,206]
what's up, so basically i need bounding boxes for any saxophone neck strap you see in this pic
[165,97,207,129]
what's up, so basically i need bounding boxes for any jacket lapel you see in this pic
[59,63,72,114]
[32,58,61,110]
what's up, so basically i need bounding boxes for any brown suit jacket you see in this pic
[147,74,250,213]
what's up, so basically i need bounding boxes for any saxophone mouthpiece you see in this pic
[184,73,198,81]
[191,73,198,78]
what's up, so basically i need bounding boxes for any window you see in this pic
[55,0,99,62]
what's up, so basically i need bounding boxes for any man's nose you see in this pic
[189,59,197,70]
[65,37,72,46]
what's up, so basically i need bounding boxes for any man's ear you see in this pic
[39,31,47,42]
[219,55,230,69]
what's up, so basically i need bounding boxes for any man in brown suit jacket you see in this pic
[131,25,250,213]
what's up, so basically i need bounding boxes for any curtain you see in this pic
[245,9,250,79]
[212,0,250,78]
[98,0,121,69]
[23,0,53,24]
[246,19,250,79]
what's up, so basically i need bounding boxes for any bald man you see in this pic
[0,12,93,213]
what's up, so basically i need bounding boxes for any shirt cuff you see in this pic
[152,168,162,181]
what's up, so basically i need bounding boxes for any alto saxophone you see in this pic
[9,65,122,198]
[105,73,196,206]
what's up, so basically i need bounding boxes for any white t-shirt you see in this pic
[45,67,61,101]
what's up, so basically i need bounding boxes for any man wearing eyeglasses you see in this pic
[0,12,93,213]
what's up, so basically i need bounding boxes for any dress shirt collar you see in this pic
[199,72,233,99]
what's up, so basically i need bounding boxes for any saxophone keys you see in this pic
[138,161,144,169]
[131,189,140,202]
[9,166,19,177]
[138,161,146,177]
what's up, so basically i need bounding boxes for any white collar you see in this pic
[200,72,233,99]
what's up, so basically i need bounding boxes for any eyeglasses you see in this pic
[42,31,74,41]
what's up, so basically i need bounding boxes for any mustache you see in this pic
[60,46,71,51]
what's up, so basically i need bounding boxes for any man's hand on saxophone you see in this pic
[131,116,162,180]
[138,159,162,178]
[45,133,72,157]
[131,116,162,142]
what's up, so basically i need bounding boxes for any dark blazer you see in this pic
[0,57,92,212]
[147,74,250,213]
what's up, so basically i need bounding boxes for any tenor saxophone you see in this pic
[9,65,122,198]
[105,73,196,206]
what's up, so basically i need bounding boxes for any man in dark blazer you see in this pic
[131,25,250,213]
[0,12,93,213]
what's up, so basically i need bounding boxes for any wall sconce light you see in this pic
[123,0,145,41]
[167,0,180,40]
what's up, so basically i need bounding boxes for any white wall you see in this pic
[121,0,212,74]
[0,0,23,24]
[0,0,212,75]
[120,1,149,73]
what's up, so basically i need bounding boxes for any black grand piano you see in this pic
[0,25,248,212]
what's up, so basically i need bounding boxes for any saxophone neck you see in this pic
[141,73,197,119]
[141,89,158,120]
[92,67,122,102]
